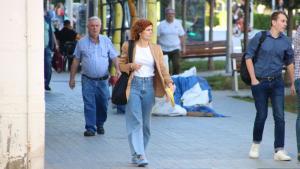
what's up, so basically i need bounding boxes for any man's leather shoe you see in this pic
[97,126,105,134]
[84,130,95,137]
[45,86,51,91]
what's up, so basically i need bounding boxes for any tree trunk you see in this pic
[243,0,250,52]
[128,0,138,26]
[147,0,158,43]
[208,0,215,70]
[287,0,294,37]
[137,0,146,18]
[181,0,186,30]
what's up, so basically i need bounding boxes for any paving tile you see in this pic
[45,72,300,169]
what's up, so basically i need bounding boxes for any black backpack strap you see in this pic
[253,31,267,62]
[128,40,135,63]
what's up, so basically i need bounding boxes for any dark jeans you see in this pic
[44,47,52,88]
[163,49,180,75]
[251,77,285,150]
[116,105,126,114]
[294,79,300,154]
[64,56,74,71]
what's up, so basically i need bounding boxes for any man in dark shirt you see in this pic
[246,11,294,161]
[57,20,79,71]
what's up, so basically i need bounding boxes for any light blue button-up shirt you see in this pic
[245,31,294,77]
[73,35,119,78]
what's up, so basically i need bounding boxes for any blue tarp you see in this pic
[172,75,224,117]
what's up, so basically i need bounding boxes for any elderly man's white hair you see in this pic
[88,16,102,23]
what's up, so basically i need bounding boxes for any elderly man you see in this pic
[69,16,120,137]
[157,8,185,75]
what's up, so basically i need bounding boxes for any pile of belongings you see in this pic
[152,67,224,117]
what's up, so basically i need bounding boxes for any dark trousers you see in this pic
[163,49,180,75]
[64,56,74,71]
[251,78,285,150]
[44,47,52,88]
[294,79,300,154]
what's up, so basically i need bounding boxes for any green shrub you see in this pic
[253,13,270,30]
[205,75,250,90]
[205,14,219,27]
[254,13,300,30]
[180,60,225,72]
[293,15,300,29]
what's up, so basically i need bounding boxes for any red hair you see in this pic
[130,19,153,40]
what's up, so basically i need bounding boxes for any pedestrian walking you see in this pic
[56,20,80,71]
[246,11,295,161]
[157,8,185,75]
[119,19,174,167]
[69,16,120,137]
[293,25,300,162]
[44,9,58,91]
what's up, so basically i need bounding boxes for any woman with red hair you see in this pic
[119,19,174,167]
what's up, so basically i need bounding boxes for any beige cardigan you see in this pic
[118,41,173,99]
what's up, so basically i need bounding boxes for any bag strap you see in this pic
[253,31,267,63]
[128,40,135,63]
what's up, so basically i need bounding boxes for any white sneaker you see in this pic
[274,150,292,161]
[249,143,260,159]
[136,155,148,167]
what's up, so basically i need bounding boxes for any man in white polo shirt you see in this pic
[157,8,185,75]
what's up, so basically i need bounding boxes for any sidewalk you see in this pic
[45,72,299,169]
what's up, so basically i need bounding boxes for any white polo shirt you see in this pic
[157,19,185,52]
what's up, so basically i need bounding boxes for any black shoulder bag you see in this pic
[111,40,134,105]
[240,31,267,85]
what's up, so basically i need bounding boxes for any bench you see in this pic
[230,53,287,91]
[182,40,227,59]
[231,53,243,91]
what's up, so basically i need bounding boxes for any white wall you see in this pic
[0,0,45,168]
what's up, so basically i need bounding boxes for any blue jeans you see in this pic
[81,75,109,132]
[251,77,285,150]
[294,79,300,154]
[117,105,126,114]
[125,76,155,157]
[44,47,52,88]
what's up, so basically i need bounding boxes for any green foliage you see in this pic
[205,75,233,90]
[254,0,300,8]
[51,0,65,4]
[253,0,273,8]
[205,14,220,27]
[293,15,300,29]
[253,13,300,30]
[217,11,227,27]
[205,75,249,90]
[253,13,270,30]
[232,95,297,113]
[180,60,225,72]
